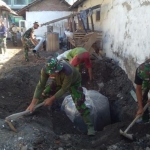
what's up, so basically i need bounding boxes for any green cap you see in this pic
[46,57,63,74]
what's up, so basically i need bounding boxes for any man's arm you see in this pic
[0,26,7,36]
[26,68,49,112]
[88,67,92,81]
[30,29,38,45]
[54,74,73,99]
[136,84,143,115]
[44,74,73,106]
[134,68,143,116]
[84,55,92,81]
[33,68,49,99]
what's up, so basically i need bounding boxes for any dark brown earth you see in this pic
[0,39,150,150]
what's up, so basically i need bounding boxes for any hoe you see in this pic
[120,103,149,140]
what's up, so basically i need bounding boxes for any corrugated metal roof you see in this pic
[17,0,71,16]
[70,0,86,9]
[0,0,17,15]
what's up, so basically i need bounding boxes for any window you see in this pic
[14,0,26,5]
[28,0,35,4]
[96,10,100,21]
[2,0,11,5]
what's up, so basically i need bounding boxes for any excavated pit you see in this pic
[1,48,150,150]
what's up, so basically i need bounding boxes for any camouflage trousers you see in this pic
[0,37,6,55]
[11,33,17,45]
[22,37,39,61]
[41,81,95,135]
[141,81,150,121]
[42,81,90,117]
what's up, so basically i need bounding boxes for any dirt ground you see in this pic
[0,39,150,150]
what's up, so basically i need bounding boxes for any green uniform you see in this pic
[135,59,150,121]
[22,27,37,61]
[66,47,87,61]
[33,60,95,135]
[9,26,17,46]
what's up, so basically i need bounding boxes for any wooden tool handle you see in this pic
[124,103,150,133]
[5,102,45,121]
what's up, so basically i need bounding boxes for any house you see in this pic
[17,0,72,37]
[0,0,17,28]
[2,0,36,11]
[71,0,150,83]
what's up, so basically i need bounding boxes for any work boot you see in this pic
[82,114,95,136]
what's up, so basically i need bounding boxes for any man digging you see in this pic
[57,47,93,82]
[135,59,150,122]
[21,21,40,62]
[26,57,95,136]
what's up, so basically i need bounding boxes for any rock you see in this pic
[58,147,64,150]
[59,134,71,141]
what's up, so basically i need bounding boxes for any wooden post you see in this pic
[71,15,75,33]
[87,16,89,31]
[90,14,94,31]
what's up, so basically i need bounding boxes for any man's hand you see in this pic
[26,98,38,113]
[136,107,144,116]
[26,103,35,113]
[44,96,55,106]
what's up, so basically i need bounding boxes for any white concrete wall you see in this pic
[78,0,150,82]
[26,11,72,37]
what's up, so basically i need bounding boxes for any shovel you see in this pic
[5,102,45,132]
[119,103,150,140]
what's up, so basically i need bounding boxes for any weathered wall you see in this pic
[78,0,150,83]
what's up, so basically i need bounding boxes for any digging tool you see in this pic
[5,102,45,132]
[119,103,150,140]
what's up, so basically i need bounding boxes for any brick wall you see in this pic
[29,0,70,11]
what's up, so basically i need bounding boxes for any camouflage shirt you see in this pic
[23,27,34,39]
[137,59,150,81]
[33,61,81,100]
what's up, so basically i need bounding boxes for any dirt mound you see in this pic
[0,45,149,149]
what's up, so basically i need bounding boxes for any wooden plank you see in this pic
[71,15,75,33]
[90,15,94,31]
[41,13,77,26]
[83,32,97,51]
[87,17,89,30]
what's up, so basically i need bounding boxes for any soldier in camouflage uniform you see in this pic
[22,22,40,61]
[135,59,150,122]
[26,57,95,136]
[9,23,17,46]
[0,21,7,56]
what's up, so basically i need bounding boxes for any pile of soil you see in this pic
[0,42,150,150]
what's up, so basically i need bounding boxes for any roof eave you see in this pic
[70,0,86,9]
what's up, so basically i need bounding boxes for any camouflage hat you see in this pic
[33,21,39,26]
[45,57,63,74]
